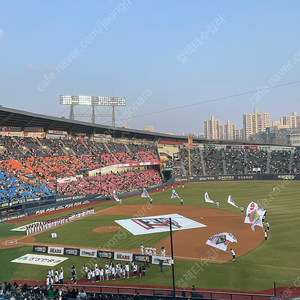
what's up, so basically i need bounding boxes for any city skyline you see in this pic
[203,110,300,141]
[0,1,300,135]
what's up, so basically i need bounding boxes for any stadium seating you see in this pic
[1,135,300,202]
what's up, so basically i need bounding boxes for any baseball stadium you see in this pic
[0,106,300,300]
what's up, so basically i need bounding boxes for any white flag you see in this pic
[171,189,180,199]
[206,232,237,252]
[113,190,120,201]
[227,195,239,208]
[204,192,215,204]
[141,188,150,198]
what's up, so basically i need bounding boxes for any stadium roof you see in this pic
[0,105,275,146]
[0,105,192,141]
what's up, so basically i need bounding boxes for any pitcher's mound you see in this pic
[93,226,121,233]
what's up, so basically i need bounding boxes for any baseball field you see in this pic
[0,180,299,292]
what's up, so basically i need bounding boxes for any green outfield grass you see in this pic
[2,180,300,291]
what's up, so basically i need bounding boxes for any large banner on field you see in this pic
[115,213,206,236]
[11,254,68,266]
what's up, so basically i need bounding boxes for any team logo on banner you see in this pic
[206,232,237,252]
[48,247,64,255]
[132,217,182,230]
[114,252,133,261]
[115,213,206,236]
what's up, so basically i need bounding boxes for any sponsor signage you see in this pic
[133,254,152,263]
[0,214,26,223]
[204,144,216,149]
[0,199,25,208]
[33,245,48,253]
[175,174,300,183]
[48,247,64,255]
[118,161,161,167]
[64,248,80,256]
[114,252,133,261]
[56,195,88,202]
[152,256,172,266]
[115,213,206,236]
[162,167,173,171]
[226,145,258,150]
[11,254,68,266]
[80,248,97,258]
[97,251,114,259]
[270,146,292,151]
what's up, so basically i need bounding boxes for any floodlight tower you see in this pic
[59,95,126,126]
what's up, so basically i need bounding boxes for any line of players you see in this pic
[84,261,144,282]
[140,244,166,256]
[46,268,64,288]
[26,207,95,235]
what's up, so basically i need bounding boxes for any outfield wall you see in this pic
[32,245,172,265]
[174,174,299,183]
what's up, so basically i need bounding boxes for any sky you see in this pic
[0,0,300,135]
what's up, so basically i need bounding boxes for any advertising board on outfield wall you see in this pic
[114,252,133,261]
[33,246,48,253]
[32,246,169,265]
[175,174,300,183]
[48,247,64,255]
[64,248,80,256]
[152,256,172,266]
[133,254,152,263]
[80,249,97,258]
[97,251,114,259]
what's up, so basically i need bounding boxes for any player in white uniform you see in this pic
[140,244,144,255]
[152,246,156,256]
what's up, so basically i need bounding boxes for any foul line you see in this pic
[257,264,300,271]
[174,255,227,263]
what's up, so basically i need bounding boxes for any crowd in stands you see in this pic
[1,135,300,203]
[291,151,300,173]
[224,149,246,175]
[0,280,143,300]
[56,170,162,196]
[245,150,268,174]
[0,171,53,205]
[269,150,291,174]
[172,146,300,176]
[0,136,161,202]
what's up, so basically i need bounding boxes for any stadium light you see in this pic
[60,95,126,125]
